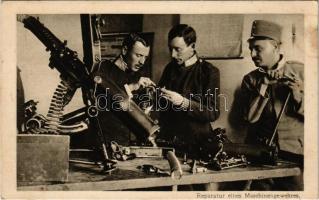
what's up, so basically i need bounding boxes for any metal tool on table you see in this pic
[167,151,183,179]
[211,153,248,170]
[137,164,170,176]
[190,160,208,174]
[138,151,183,178]
[109,141,174,161]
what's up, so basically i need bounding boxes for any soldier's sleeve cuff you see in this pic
[180,97,190,110]
[295,97,304,115]
[124,84,133,99]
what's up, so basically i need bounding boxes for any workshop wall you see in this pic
[143,14,180,83]
[146,14,304,142]
[18,14,304,143]
[17,14,85,117]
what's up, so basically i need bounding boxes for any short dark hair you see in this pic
[168,24,196,46]
[122,33,150,51]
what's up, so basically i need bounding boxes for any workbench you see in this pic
[17,158,301,191]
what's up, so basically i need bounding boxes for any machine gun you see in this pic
[156,128,277,171]
[17,15,160,172]
[17,15,94,134]
[198,128,278,170]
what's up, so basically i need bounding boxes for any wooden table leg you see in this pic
[172,185,178,191]
[243,180,252,190]
[204,182,218,191]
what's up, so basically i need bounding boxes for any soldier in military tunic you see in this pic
[91,33,155,146]
[240,20,304,190]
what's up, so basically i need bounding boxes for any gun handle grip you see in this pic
[17,14,30,23]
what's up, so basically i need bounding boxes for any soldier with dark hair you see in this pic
[158,24,220,158]
[91,33,155,145]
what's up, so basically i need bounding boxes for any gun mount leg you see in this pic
[101,161,117,174]
[172,185,178,191]
[89,114,118,174]
[204,182,219,191]
[242,180,252,190]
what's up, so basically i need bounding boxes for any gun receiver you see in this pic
[18,15,92,89]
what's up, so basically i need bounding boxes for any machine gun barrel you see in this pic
[17,15,92,89]
[223,143,278,165]
[94,74,160,146]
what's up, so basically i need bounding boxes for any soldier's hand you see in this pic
[266,69,284,80]
[160,88,184,106]
[129,77,155,91]
[137,77,156,88]
[281,74,303,103]
[263,69,284,85]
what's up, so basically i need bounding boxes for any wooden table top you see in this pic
[18,158,301,191]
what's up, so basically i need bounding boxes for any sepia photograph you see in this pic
[1,1,318,199]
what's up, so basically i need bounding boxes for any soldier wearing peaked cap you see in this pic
[240,20,304,190]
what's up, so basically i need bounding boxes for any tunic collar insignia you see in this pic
[114,55,128,72]
[184,53,198,67]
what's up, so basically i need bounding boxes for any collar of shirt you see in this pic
[114,55,128,72]
[183,53,198,67]
[258,54,286,74]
